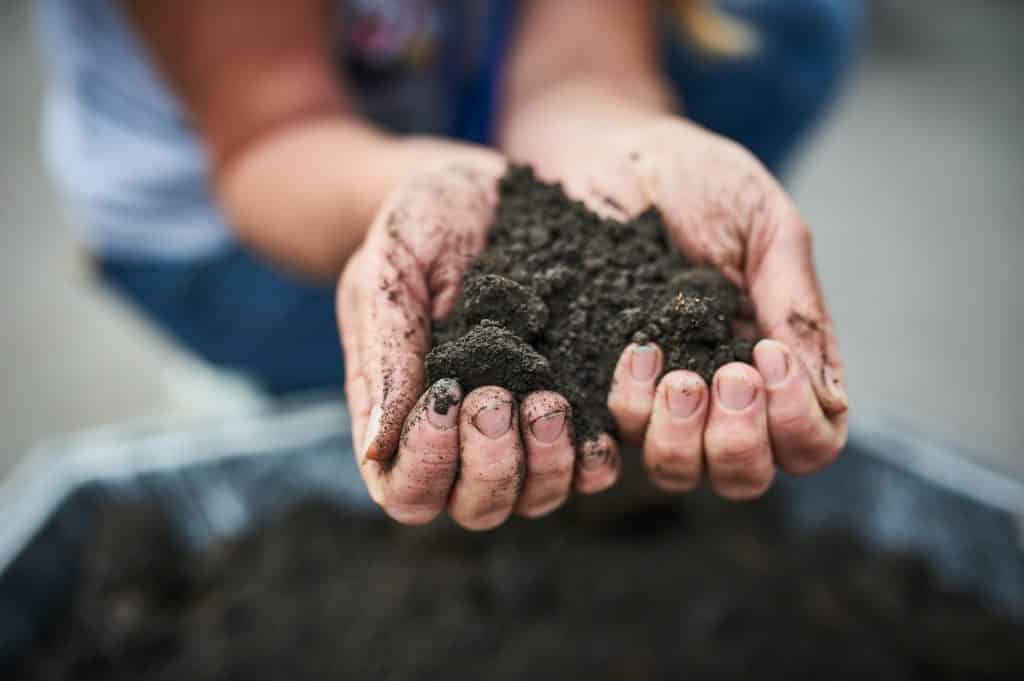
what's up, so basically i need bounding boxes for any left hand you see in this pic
[510,114,849,500]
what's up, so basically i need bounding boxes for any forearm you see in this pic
[119,0,501,282]
[499,0,676,162]
[217,118,494,281]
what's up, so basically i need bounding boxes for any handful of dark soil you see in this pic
[16,489,1024,681]
[426,166,753,441]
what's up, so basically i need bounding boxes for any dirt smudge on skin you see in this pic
[430,379,461,416]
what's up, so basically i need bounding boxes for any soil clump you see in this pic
[426,166,753,441]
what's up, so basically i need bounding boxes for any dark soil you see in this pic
[15,483,1024,681]
[426,165,754,442]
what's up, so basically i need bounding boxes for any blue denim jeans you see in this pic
[100,0,863,394]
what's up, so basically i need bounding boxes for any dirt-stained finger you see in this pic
[643,371,708,492]
[338,251,372,453]
[516,391,575,518]
[704,363,775,500]
[352,161,505,465]
[608,343,663,447]
[361,380,463,524]
[448,387,525,530]
[746,204,849,418]
[574,433,621,495]
[753,339,847,475]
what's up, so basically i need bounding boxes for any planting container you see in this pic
[1,400,1021,671]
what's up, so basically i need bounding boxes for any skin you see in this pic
[120,0,497,281]
[345,0,848,527]
[123,0,848,528]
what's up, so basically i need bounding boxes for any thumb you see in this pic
[747,208,849,417]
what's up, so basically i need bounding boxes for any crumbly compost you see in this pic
[426,165,753,441]
[15,485,1024,681]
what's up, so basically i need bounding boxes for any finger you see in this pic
[448,387,525,531]
[338,252,372,452]
[357,164,504,463]
[574,433,621,495]
[362,380,463,524]
[747,200,849,417]
[754,339,848,475]
[636,140,847,416]
[704,363,774,500]
[355,222,433,465]
[516,392,575,518]
[643,371,709,492]
[607,343,663,447]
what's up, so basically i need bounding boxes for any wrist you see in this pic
[386,136,505,179]
[499,74,676,166]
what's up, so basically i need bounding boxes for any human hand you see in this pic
[338,154,618,529]
[523,116,849,499]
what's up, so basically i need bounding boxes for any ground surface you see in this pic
[2,0,1022,478]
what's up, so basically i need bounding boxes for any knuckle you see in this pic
[646,439,700,470]
[606,389,641,415]
[409,446,460,472]
[528,451,576,480]
[771,408,833,458]
[783,435,843,475]
[463,446,525,487]
[380,496,441,526]
[714,465,775,500]
[452,505,511,532]
[774,210,813,250]
[715,475,773,501]
[577,471,618,495]
[517,492,569,519]
[707,430,766,470]
[647,460,700,492]
[382,471,454,515]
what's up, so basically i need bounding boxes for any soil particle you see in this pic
[425,320,553,396]
[430,378,462,416]
[16,488,1024,681]
[426,166,755,442]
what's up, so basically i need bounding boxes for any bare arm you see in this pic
[499,0,676,163]
[121,0,492,281]
[497,0,849,499]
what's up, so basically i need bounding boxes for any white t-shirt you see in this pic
[35,0,506,260]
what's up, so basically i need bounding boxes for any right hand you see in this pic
[338,154,621,530]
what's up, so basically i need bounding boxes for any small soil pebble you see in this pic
[426,165,753,442]
[15,485,1024,681]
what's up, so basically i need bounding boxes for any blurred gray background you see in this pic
[2,0,1021,479]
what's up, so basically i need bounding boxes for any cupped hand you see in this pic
[338,153,619,529]
[527,116,849,499]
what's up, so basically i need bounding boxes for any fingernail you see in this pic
[630,345,658,381]
[717,371,756,411]
[824,365,849,411]
[361,404,382,462]
[426,380,462,429]
[473,400,513,439]
[759,342,789,387]
[667,377,703,418]
[530,410,566,443]
[580,440,610,470]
